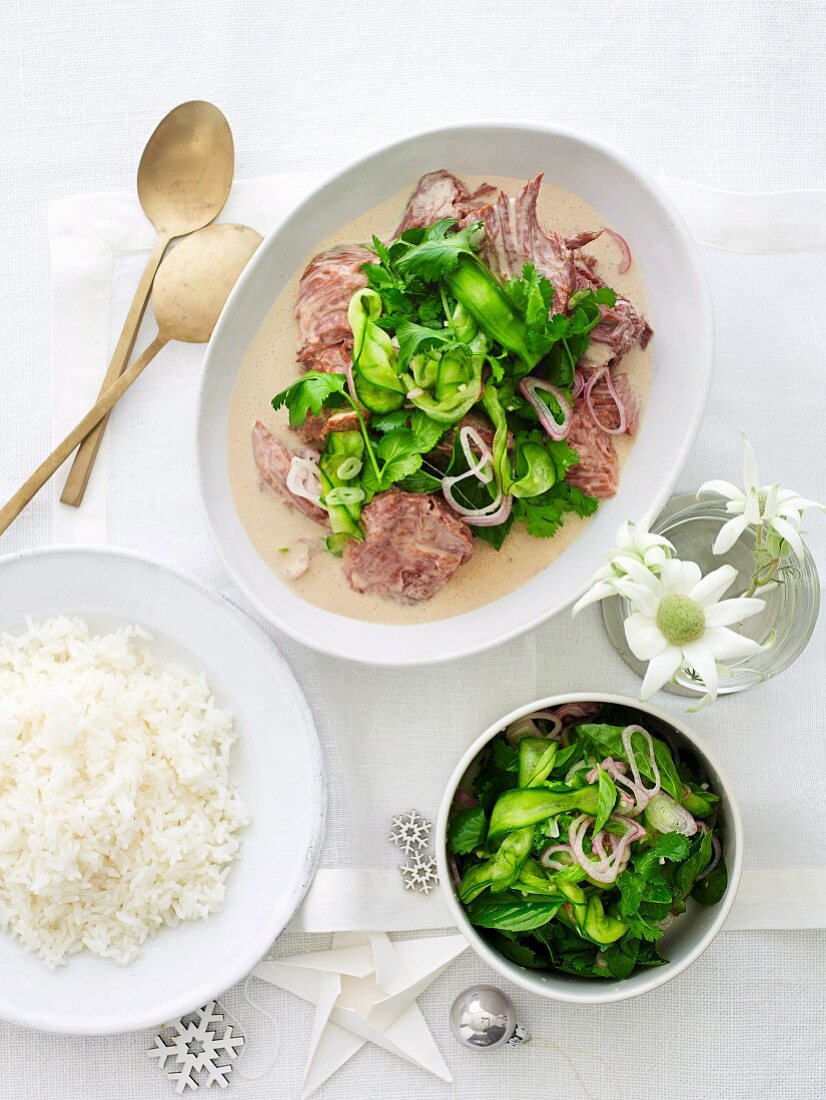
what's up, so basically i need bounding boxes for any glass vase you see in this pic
[601,493,820,699]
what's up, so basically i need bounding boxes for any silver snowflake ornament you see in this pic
[146,1001,245,1092]
[399,851,439,895]
[389,809,432,854]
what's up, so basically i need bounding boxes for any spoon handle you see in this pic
[0,335,167,537]
[59,232,171,508]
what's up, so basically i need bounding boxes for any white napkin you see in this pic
[47,174,826,933]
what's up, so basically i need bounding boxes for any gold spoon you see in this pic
[0,224,261,537]
[60,100,235,508]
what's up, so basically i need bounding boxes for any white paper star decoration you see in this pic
[146,1001,245,1092]
[253,931,468,1097]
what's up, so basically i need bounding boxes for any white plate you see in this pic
[0,547,325,1035]
[197,123,713,666]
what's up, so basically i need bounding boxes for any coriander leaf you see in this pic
[396,219,484,282]
[594,286,617,306]
[272,371,347,429]
[396,320,452,369]
[494,935,547,969]
[410,409,446,452]
[634,832,691,880]
[624,911,664,943]
[642,877,673,905]
[371,409,410,433]
[448,807,488,855]
[515,482,598,539]
[546,439,583,480]
[492,740,519,773]
[504,263,554,325]
[616,869,646,919]
[368,234,392,268]
[374,429,421,485]
[362,418,446,494]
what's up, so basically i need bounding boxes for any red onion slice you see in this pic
[459,425,495,485]
[518,711,563,740]
[584,367,628,436]
[603,227,633,274]
[622,725,661,798]
[568,814,646,884]
[553,701,601,725]
[452,789,479,810]
[505,718,543,746]
[448,852,462,889]
[539,843,573,870]
[458,494,514,528]
[697,835,722,880]
[519,378,572,441]
[442,423,514,527]
[286,454,323,506]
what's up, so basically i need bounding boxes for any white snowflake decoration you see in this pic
[389,809,432,854]
[146,1001,245,1092]
[399,852,439,895]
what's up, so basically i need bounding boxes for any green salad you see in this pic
[447,703,727,980]
[273,217,616,554]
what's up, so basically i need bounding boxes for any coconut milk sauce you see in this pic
[227,175,652,624]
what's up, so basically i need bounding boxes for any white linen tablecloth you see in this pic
[1,2,825,1097]
[45,172,826,936]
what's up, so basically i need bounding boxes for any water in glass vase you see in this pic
[602,494,820,699]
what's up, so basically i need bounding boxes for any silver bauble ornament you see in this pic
[449,985,530,1050]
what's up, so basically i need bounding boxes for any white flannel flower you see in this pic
[620,558,765,708]
[572,518,674,616]
[698,435,825,560]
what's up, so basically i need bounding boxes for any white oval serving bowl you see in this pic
[435,693,742,1004]
[197,123,713,666]
[0,547,325,1035]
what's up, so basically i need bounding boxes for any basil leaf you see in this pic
[466,892,562,932]
[577,724,682,801]
[601,937,640,979]
[593,765,618,834]
[691,858,728,906]
[674,829,715,898]
[447,807,488,855]
[396,470,443,493]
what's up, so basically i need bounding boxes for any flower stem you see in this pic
[745,524,780,596]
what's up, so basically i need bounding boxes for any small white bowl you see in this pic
[435,693,742,1004]
[197,122,713,667]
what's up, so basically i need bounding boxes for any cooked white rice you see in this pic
[0,616,249,968]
